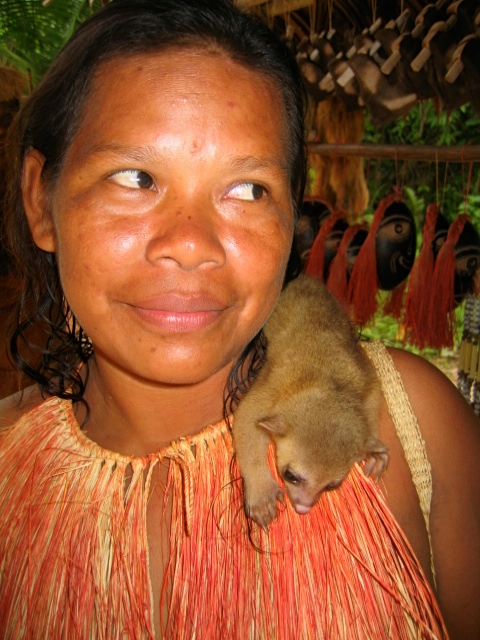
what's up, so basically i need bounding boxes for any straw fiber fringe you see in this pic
[0,396,447,639]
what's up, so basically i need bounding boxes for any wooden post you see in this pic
[308,143,480,163]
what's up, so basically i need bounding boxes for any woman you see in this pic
[0,1,479,638]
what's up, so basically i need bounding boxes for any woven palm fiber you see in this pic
[365,340,435,585]
[0,370,447,638]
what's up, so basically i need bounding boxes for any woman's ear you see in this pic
[22,149,56,252]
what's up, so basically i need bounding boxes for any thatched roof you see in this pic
[237,0,480,123]
[239,0,456,36]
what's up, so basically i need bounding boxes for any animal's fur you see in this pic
[233,274,388,529]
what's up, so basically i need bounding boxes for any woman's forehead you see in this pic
[66,50,290,169]
[89,48,283,110]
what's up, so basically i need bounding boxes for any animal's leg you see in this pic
[233,410,284,529]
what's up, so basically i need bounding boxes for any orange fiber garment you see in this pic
[0,396,447,639]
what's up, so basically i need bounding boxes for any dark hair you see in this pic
[4,0,306,406]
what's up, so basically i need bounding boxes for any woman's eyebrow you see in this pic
[78,143,289,175]
[79,142,160,164]
[224,154,289,176]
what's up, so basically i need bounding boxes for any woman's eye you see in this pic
[227,182,266,201]
[110,169,154,190]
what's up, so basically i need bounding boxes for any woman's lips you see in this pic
[127,293,227,332]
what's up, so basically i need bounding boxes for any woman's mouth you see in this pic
[127,293,227,332]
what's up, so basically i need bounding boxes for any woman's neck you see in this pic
[79,357,230,457]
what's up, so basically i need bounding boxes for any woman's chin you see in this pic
[109,349,236,388]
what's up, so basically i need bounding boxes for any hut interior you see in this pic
[239,0,480,209]
[238,1,480,411]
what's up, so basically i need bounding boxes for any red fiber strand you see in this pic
[305,211,345,281]
[403,203,439,349]
[348,192,403,325]
[327,223,366,306]
[428,214,469,349]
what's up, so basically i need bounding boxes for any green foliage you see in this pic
[360,294,463,380]
[0,0,105,86]
[363,102,480,226]
[361,296,464,353]
[459,194,480,229]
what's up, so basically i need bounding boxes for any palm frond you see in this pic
[0,0,103,85]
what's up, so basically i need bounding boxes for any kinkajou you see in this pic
[233,274,388,529]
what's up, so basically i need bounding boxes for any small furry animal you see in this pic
[233,274,388,529]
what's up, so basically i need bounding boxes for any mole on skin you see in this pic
[233,275,389,529]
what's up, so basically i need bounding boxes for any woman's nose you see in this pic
[145,203,226,271]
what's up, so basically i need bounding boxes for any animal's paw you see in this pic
[244,479,284,530]
[361,438,389,482]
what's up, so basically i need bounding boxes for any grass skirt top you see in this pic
[0,342,447,639]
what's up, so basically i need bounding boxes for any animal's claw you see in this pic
[362,450,389,481]
[244,479,284,529]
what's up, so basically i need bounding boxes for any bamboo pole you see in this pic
[307,143,480,163]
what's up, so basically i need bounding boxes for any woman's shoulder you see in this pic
[385,345,480,432]
[0,385,45,432]
[384,345,480,639]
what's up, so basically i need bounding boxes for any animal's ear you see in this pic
[257,415,288,437]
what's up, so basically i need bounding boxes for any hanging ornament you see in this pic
[375,198,417,291]
[377,198,417,319]
[304,208,348,281]
[300,198,333,235]
[403,203,441,349]
[432,212,449,257]
[295,198,334,267]
[428,214,471,350]
[347,191,415,325]
[326,223,368,306]
[452,220,480,305]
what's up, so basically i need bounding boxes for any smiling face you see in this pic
[23,49,294,388]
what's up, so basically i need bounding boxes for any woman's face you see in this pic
[24,50,294,386]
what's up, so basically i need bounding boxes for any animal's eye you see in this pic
[283,469,301,485]
[324,480,342,492]
[110,169,154,190]
[227,182,266,201]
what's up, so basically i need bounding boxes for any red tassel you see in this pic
[428,214,470,350]
[383,281,407,319]
[403,203,439,349]
[326,223,366,306]
[305,211,345,281]
[347,193,403,325]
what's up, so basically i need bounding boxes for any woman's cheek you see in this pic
[224,208,293,267]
